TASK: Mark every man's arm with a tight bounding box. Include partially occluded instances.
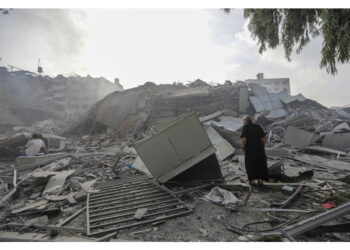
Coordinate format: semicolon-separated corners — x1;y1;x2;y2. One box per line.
261;137;267;148
41;141;47;154
240;125;247;153
241;137;247;153
22;140;32;150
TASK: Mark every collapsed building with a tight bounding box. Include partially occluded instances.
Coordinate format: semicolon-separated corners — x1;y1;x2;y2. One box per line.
1;75;350;242
66;81;249;137
0;66;123;133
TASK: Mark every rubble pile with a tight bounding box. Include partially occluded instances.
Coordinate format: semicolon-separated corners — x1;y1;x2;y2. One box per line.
1;80;350;242
65;82;248;138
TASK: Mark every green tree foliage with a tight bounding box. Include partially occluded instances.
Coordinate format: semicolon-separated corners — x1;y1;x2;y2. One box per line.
241;9;350;74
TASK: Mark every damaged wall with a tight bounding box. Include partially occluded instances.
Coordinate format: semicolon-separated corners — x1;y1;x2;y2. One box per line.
70;83;251;137
0;67;123;129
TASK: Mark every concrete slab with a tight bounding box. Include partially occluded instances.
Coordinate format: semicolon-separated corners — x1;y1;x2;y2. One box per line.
322;133;350;151
205;125;235;161
42;169;75;196
283;126;319;148
134;208;148;220
11;200;48;214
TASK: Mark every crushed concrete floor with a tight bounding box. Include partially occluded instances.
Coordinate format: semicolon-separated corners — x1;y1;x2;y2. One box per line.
1;82;350;242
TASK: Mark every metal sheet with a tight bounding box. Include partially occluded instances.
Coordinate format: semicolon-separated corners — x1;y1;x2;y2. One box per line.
87;177;192;236
199;111;224;122
205;116;243;132
205;126;235;161
164;114;212;162
135;114;219;183
281;200;350;237
134;133;181;179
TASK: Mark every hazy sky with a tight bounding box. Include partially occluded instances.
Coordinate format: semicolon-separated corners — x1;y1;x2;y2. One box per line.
0;9;349;107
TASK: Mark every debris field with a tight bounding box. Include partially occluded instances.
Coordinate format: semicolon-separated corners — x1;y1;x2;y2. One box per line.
1;80;350;242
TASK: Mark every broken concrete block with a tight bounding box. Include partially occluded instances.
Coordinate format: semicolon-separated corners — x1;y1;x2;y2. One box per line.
26;215;49;225
134;208;148;220
43;157;71;171
11;200;48;214
334;108;350;119
69;178;82;191
199;228;208;237
205;116;243;132
74;191;88;202
333;122;350;132
11;200;25;210
30;192;41;199
80;179;97;192
31;171;57;179
265;148;289;158
283;126;319;148
282;185;295;194
322;133;350;151
42;170;75;196
46;192;78;205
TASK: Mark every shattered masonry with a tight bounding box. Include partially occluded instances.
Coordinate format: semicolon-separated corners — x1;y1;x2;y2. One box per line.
1;74;350;242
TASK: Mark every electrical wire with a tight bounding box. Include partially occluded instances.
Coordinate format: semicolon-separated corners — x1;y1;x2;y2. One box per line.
227;210;320;233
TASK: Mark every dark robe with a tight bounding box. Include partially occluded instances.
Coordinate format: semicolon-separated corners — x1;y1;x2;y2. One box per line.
240;122;268;181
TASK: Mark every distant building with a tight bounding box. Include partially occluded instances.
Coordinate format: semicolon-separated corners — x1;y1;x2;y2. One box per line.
188;79;210;88
0;66;123;127
245;73;290;94
50;75;123;117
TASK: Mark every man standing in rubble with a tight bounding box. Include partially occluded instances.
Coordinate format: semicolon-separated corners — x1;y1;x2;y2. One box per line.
17;133;47;156
240;115;268;185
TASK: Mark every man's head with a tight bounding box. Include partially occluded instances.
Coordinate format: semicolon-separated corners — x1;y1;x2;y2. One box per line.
32;133;39;139
242;115;252;125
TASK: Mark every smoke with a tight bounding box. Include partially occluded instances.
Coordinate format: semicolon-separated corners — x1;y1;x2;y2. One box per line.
0;9;87;74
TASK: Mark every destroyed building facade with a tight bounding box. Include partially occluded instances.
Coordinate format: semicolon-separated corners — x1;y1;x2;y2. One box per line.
0;66;123;132
245;72;291;94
